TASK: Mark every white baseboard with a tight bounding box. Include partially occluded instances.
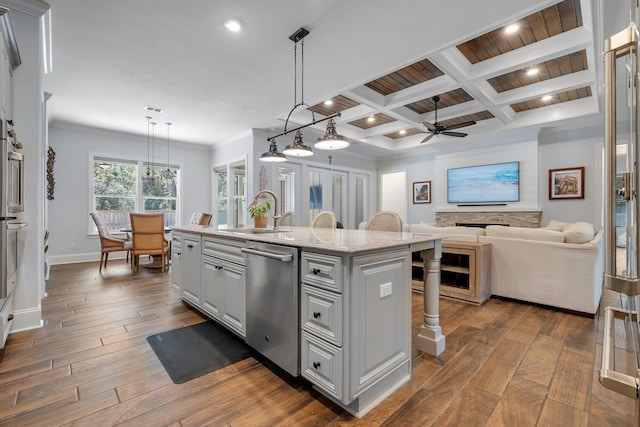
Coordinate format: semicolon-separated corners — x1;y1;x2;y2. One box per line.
49;252;128;265
10;306;43;333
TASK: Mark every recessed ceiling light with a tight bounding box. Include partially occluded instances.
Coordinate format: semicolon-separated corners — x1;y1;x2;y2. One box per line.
399;129;406;135
367;115;375;123
324;99;333;106
505;24;519;34
224;19;242;32
542;95;553;102
526;68;539;76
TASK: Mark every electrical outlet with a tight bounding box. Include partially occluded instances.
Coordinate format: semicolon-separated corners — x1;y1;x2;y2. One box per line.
379;282;392;298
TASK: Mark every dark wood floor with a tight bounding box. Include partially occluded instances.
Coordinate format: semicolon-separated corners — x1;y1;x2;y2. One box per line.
0;259;638;426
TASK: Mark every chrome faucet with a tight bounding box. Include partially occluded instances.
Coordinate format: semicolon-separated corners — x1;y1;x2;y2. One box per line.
251;190;281;231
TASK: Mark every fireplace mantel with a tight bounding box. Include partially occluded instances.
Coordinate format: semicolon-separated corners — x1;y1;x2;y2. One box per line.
435;209;542;228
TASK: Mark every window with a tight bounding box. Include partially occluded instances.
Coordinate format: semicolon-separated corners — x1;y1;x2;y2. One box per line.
214;159;246;228
92;156;179;233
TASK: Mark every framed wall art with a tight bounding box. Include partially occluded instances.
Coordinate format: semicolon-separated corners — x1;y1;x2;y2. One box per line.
549;167;584;200
412;181;431;204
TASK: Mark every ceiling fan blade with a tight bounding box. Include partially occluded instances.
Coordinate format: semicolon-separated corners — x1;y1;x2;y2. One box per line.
422;122;437;132
445;120;476;131
420;133;435;143
441;131;468;138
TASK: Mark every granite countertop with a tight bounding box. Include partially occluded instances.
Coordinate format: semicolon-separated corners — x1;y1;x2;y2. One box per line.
171;225;440;253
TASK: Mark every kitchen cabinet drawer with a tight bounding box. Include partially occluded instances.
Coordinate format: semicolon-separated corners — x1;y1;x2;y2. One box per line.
301;330;343;400
202;236;245;265
301;284;342;347
0;293;14;349
301;252;342;292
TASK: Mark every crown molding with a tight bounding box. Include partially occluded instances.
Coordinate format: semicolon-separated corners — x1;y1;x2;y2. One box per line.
0;0;49;17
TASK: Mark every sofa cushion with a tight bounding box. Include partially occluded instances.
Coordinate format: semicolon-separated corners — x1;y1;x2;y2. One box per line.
485;225;565;243
562;221;597;244
543;220;570;232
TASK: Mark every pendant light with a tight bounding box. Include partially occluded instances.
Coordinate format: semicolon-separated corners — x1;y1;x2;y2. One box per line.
163;122;174;179
141;115;156;184
315;118;349;150
259;138;287;162
283;130;313;157
261;27;348;162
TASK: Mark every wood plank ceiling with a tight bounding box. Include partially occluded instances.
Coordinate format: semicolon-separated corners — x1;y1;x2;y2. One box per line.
305;0;595;151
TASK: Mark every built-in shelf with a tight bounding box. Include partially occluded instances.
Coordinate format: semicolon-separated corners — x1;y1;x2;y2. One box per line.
412;241;491;305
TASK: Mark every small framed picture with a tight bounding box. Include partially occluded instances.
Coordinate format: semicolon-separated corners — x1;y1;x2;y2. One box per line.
412;181;431;204
549;167;585;200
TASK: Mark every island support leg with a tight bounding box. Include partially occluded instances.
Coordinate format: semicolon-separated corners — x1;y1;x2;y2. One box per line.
415;246;445;356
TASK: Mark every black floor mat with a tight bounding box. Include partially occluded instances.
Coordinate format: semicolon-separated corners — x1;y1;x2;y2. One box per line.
147;320;250;384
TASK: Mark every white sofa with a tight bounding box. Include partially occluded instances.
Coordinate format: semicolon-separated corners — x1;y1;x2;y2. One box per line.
406;221;604;316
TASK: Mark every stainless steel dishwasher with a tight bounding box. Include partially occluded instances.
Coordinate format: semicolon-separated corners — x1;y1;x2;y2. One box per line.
242;241;300;376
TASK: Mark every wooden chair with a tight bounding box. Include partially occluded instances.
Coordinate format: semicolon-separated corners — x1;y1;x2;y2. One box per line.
190;212;213;225
90;212;132;272
312;211;336;229
130;213;170;271
280;211;295;226
366;211;403;232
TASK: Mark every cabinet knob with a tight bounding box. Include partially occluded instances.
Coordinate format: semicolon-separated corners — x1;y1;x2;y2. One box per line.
187;244;194;249
313;361;321;369
176;252;181;256
312;268;321;275
312;312;321;319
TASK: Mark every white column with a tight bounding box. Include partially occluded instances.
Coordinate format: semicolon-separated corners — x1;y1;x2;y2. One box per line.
415;244;445;356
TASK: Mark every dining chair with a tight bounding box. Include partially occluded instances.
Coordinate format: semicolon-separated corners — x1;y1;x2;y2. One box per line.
130;213;170;271
312;211;336;229
90;212;132;272
365;211;403;232
280;211;295;226
190;212;213;225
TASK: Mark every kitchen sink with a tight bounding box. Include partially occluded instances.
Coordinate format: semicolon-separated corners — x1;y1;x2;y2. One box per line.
220;228;291;234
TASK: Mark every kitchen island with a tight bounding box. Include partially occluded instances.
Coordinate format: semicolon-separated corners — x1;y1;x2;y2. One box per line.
169;225;444;417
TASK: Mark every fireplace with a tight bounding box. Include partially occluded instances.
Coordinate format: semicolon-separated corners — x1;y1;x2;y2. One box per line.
456;222;510;228
436;210;541;228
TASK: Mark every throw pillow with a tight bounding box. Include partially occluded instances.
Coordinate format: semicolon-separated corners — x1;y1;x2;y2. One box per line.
562;221;596;244
544;220;570;232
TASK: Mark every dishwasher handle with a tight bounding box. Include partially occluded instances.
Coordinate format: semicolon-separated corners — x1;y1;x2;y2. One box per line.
241;247;293;262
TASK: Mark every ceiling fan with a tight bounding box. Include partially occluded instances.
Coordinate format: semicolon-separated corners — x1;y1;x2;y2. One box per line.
420;95;476;143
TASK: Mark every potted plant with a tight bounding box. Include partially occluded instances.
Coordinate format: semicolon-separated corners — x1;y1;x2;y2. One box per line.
248;198;272;228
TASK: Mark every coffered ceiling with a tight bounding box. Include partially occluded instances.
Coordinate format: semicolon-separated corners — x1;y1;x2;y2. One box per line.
42;0;621;157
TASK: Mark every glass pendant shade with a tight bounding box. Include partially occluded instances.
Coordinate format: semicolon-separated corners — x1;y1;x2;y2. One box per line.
283;130;313;157
259;139;287;162
315;119;349;150
164;122;174;179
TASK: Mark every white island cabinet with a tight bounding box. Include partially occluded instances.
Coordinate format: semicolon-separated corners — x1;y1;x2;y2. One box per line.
169;225;443;418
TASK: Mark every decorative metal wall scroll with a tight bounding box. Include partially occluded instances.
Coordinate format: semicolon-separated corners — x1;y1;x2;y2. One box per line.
47;146;55;200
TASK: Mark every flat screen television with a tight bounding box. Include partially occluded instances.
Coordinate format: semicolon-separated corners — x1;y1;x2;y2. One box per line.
447;161;519;203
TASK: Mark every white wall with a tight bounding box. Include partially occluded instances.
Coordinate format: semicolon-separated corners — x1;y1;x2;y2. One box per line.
538;125;604;226
436;140;539;210
378;127;604;227
47;124;211;264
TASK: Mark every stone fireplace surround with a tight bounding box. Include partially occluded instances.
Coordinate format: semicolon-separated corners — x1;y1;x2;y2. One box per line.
435;210;542;228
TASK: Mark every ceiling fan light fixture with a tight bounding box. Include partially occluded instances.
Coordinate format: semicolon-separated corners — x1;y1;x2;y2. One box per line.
315;118;349;150
259;139;288;162
283;130;313;157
